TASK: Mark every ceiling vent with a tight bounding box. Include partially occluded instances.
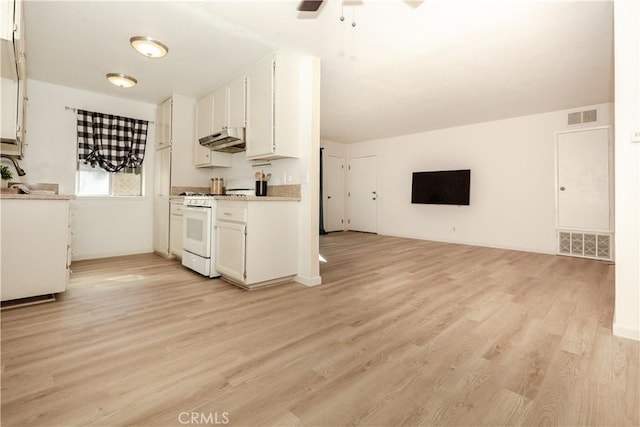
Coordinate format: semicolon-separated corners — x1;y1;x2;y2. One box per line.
568;109;598;125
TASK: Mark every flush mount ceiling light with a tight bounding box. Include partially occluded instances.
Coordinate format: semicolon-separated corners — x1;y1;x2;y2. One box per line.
130;36;169;58
106;73;137;88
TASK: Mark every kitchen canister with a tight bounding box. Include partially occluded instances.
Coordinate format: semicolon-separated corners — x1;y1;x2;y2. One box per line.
210;178;225;195
255;180;267;197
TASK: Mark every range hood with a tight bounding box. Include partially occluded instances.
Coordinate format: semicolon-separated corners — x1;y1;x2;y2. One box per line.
199;128;245;153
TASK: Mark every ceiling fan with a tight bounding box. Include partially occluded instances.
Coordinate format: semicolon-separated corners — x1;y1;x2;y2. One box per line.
297;0;324;12
297;0;423;14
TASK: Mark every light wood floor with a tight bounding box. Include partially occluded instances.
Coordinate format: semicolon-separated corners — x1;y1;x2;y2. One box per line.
1;232;638;426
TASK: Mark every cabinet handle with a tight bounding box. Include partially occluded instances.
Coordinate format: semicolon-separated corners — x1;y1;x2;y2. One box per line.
223;212;231;216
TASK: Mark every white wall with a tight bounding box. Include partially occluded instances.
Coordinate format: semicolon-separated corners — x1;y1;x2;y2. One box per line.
17;79;156;260
343;102;613;254
321;138;346;158
613;0;640;341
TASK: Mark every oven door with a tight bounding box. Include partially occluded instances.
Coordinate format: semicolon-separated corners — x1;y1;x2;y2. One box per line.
182;206;212;258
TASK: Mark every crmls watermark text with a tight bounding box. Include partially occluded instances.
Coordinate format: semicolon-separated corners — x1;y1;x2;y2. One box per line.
178;412;230;425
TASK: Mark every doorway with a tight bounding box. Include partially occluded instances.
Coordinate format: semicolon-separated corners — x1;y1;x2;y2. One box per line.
347;155;377;233
324;154;345;232
556;127;613;259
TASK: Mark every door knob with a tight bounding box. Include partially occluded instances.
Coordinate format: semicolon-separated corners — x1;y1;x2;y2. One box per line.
560;186;566;191
372;191;377;195
327;196;332;199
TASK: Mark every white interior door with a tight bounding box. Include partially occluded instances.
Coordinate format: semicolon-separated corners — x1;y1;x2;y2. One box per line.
324;154;345;232
348;156;377;233
557;127;611;231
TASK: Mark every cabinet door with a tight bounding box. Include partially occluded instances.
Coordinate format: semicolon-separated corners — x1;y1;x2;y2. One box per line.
157;98;172;149
1;0;15;41
170;202;184;258
0;78;17;141
212;85;228;132
246;57;274;158
15;74;25;148
153;147;171;255
194;94;214;166
228;75;246;128
196;94;214;138
215;221;246;283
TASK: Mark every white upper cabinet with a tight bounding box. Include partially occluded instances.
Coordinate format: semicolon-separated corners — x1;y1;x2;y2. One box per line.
210;76;245;132
156;98;172;150
1;0;20;42
1;0;26;157
196;94;214;140
212;85;228;132
245;52;300;160
194;93;232;168
227;75;246;129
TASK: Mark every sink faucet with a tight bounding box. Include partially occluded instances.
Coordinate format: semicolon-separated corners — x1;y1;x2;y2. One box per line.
0;154;26;176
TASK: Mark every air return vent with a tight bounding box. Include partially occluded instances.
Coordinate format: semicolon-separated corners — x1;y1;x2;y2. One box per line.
568;112;582;125
567;109;598;125
582;109;597;123
557;230;612;260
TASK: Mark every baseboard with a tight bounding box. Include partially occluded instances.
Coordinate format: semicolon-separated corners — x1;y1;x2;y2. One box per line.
613;323;640;341
72;250;157;262
377;231;557;256
294;275;322;287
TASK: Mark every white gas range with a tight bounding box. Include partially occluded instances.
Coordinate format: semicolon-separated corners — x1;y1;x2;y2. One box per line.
181;189;254;277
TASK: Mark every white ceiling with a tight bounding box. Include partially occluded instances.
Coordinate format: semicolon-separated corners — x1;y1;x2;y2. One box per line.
24;0;613;143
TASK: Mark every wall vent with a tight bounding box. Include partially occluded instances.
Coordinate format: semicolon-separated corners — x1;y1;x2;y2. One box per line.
582;109;597;123
557;230;612;260
567;109;598;125
568;112;582;125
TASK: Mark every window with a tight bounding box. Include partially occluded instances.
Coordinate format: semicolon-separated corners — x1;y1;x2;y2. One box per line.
75;108;149;197
76;163;143;197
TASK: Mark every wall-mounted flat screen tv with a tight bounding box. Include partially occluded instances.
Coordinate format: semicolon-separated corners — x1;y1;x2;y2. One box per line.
411;169;471;205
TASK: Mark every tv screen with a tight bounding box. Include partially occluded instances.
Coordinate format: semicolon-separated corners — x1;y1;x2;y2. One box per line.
411;169;471;205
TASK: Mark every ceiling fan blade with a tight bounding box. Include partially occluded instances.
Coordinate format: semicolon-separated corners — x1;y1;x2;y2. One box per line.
297;0;324;12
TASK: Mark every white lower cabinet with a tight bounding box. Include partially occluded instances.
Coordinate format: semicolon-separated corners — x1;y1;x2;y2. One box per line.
215;199;298;290
1;198;71;301
169;201;184;259
215;221;246;283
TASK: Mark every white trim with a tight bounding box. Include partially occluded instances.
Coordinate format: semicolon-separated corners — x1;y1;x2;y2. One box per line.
71;250;156;262
613;323;640;341
294;274;322;287
377;231;556;256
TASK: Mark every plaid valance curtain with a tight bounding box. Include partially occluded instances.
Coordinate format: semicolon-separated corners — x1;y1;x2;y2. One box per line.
77;109;149;172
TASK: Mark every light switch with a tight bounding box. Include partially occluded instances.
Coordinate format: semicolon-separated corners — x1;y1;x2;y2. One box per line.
631;130;640;143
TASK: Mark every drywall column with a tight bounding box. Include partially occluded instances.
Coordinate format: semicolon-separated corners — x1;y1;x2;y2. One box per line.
294;55;322;286
613;0;640;341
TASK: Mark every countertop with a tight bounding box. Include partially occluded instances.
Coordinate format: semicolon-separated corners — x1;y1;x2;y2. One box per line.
0;194;76;200
214;195;300;201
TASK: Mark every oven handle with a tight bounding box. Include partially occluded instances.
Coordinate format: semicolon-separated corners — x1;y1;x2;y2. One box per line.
183;206;211;213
